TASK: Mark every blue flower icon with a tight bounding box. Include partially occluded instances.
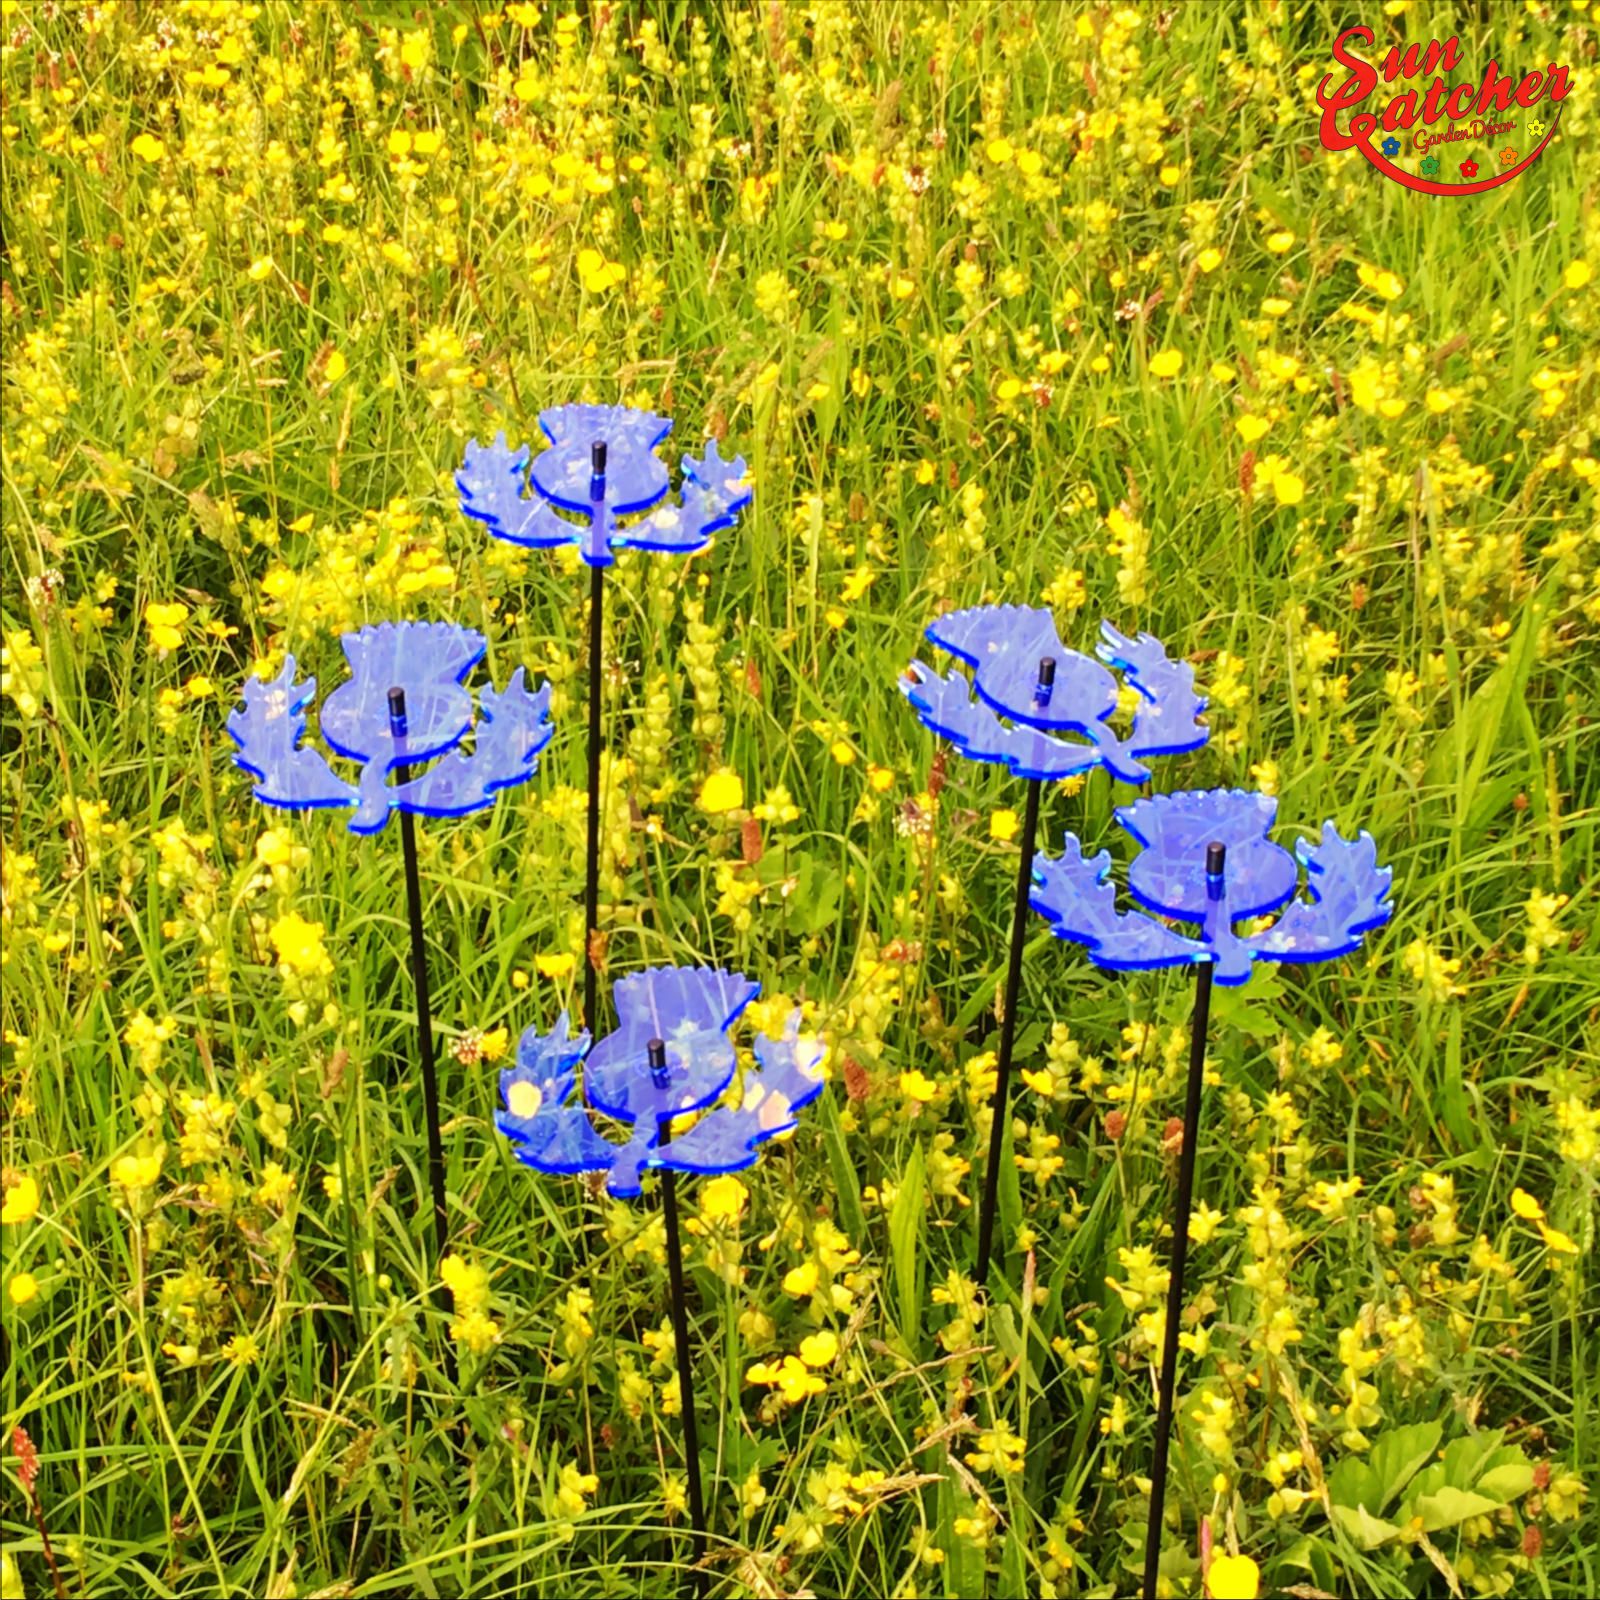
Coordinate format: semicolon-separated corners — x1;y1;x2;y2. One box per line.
1380;136;1401;158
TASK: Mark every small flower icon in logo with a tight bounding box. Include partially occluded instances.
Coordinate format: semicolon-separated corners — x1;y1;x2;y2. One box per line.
1499;146;1520;168
1460;159;1480;178
1380;136;1401;157
1527;117;1549;140
1420;154;1440;177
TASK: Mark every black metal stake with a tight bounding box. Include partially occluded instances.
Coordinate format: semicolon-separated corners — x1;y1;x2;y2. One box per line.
974;655;1055;1290
652;1038;707;1597
1141;840;1225;1600
583;440;607;1032
388;689;451;1281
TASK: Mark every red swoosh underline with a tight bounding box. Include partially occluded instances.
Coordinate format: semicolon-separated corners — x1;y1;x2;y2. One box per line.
1355;118;1560;196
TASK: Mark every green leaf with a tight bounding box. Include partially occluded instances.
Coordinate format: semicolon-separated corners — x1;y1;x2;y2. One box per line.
1366;1420;1443;1510
1439;1006;1476;1152
1396;1432;1535;1534
1327;1454;1381;1514
1279;1534;1340;1593
996;1106;1022;1259
938;1472;985;1600
819;1093;866;1245
999;1529;1027;1597
1471;1449;1536;1504
1330;1502;1404;1550
1407;1485;1505;1532
889;1140;926;1355
1422;584;1547;839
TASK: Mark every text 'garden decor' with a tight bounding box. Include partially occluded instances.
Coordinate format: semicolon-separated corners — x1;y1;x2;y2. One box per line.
229;621;554;1309
458;406;752;1028
1030;787;1393;1600
497;966;824;1597
901;609;1209;1290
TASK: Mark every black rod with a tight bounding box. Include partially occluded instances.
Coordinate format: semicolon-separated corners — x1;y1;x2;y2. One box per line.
1141;840;1224;1600
974;654;1056;1290
653;1038;706;1597
388;690;450;1286
583;443;607;1031
973;769;1044;1289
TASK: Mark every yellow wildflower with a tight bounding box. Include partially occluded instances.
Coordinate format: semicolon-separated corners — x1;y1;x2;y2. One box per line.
699;769;745;814
1208;1552;1260;1599
1;1174;39;1226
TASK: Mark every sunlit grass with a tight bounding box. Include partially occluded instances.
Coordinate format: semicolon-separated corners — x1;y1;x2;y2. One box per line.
2;2;1597;1597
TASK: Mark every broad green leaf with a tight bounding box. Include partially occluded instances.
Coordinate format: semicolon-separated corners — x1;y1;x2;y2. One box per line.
1472;1450;1536;1504
1407;1486;1505;1532
1411;1430;1501;1501
1330;1502;1404;1550
1366;1420;1443;1510
1327;1454;1380;1513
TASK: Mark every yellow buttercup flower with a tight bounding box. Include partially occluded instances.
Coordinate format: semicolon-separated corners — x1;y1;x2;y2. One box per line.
1208;1552;1261;1599
782;1260;819;1297
1;1175;39;1226
144;602;189;651
746;1354;826;1402
699;769;745;814
797;1329;839;1367
699;1175;749;1223
268;911;331;977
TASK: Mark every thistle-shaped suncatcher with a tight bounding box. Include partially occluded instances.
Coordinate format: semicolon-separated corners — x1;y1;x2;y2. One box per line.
458;406;753;1028
498;966;823;1596
1029;789;1392;1600
903;613;1208;785
229;621;555;1316
229;622;553;832
1030;789;1394;985
457;406;752;568
900;609;1208;1290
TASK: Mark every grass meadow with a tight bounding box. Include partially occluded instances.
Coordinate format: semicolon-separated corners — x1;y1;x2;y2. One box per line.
2;1;1598;1596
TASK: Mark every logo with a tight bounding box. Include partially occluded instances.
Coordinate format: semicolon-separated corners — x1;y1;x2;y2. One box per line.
1317;25;1570;196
